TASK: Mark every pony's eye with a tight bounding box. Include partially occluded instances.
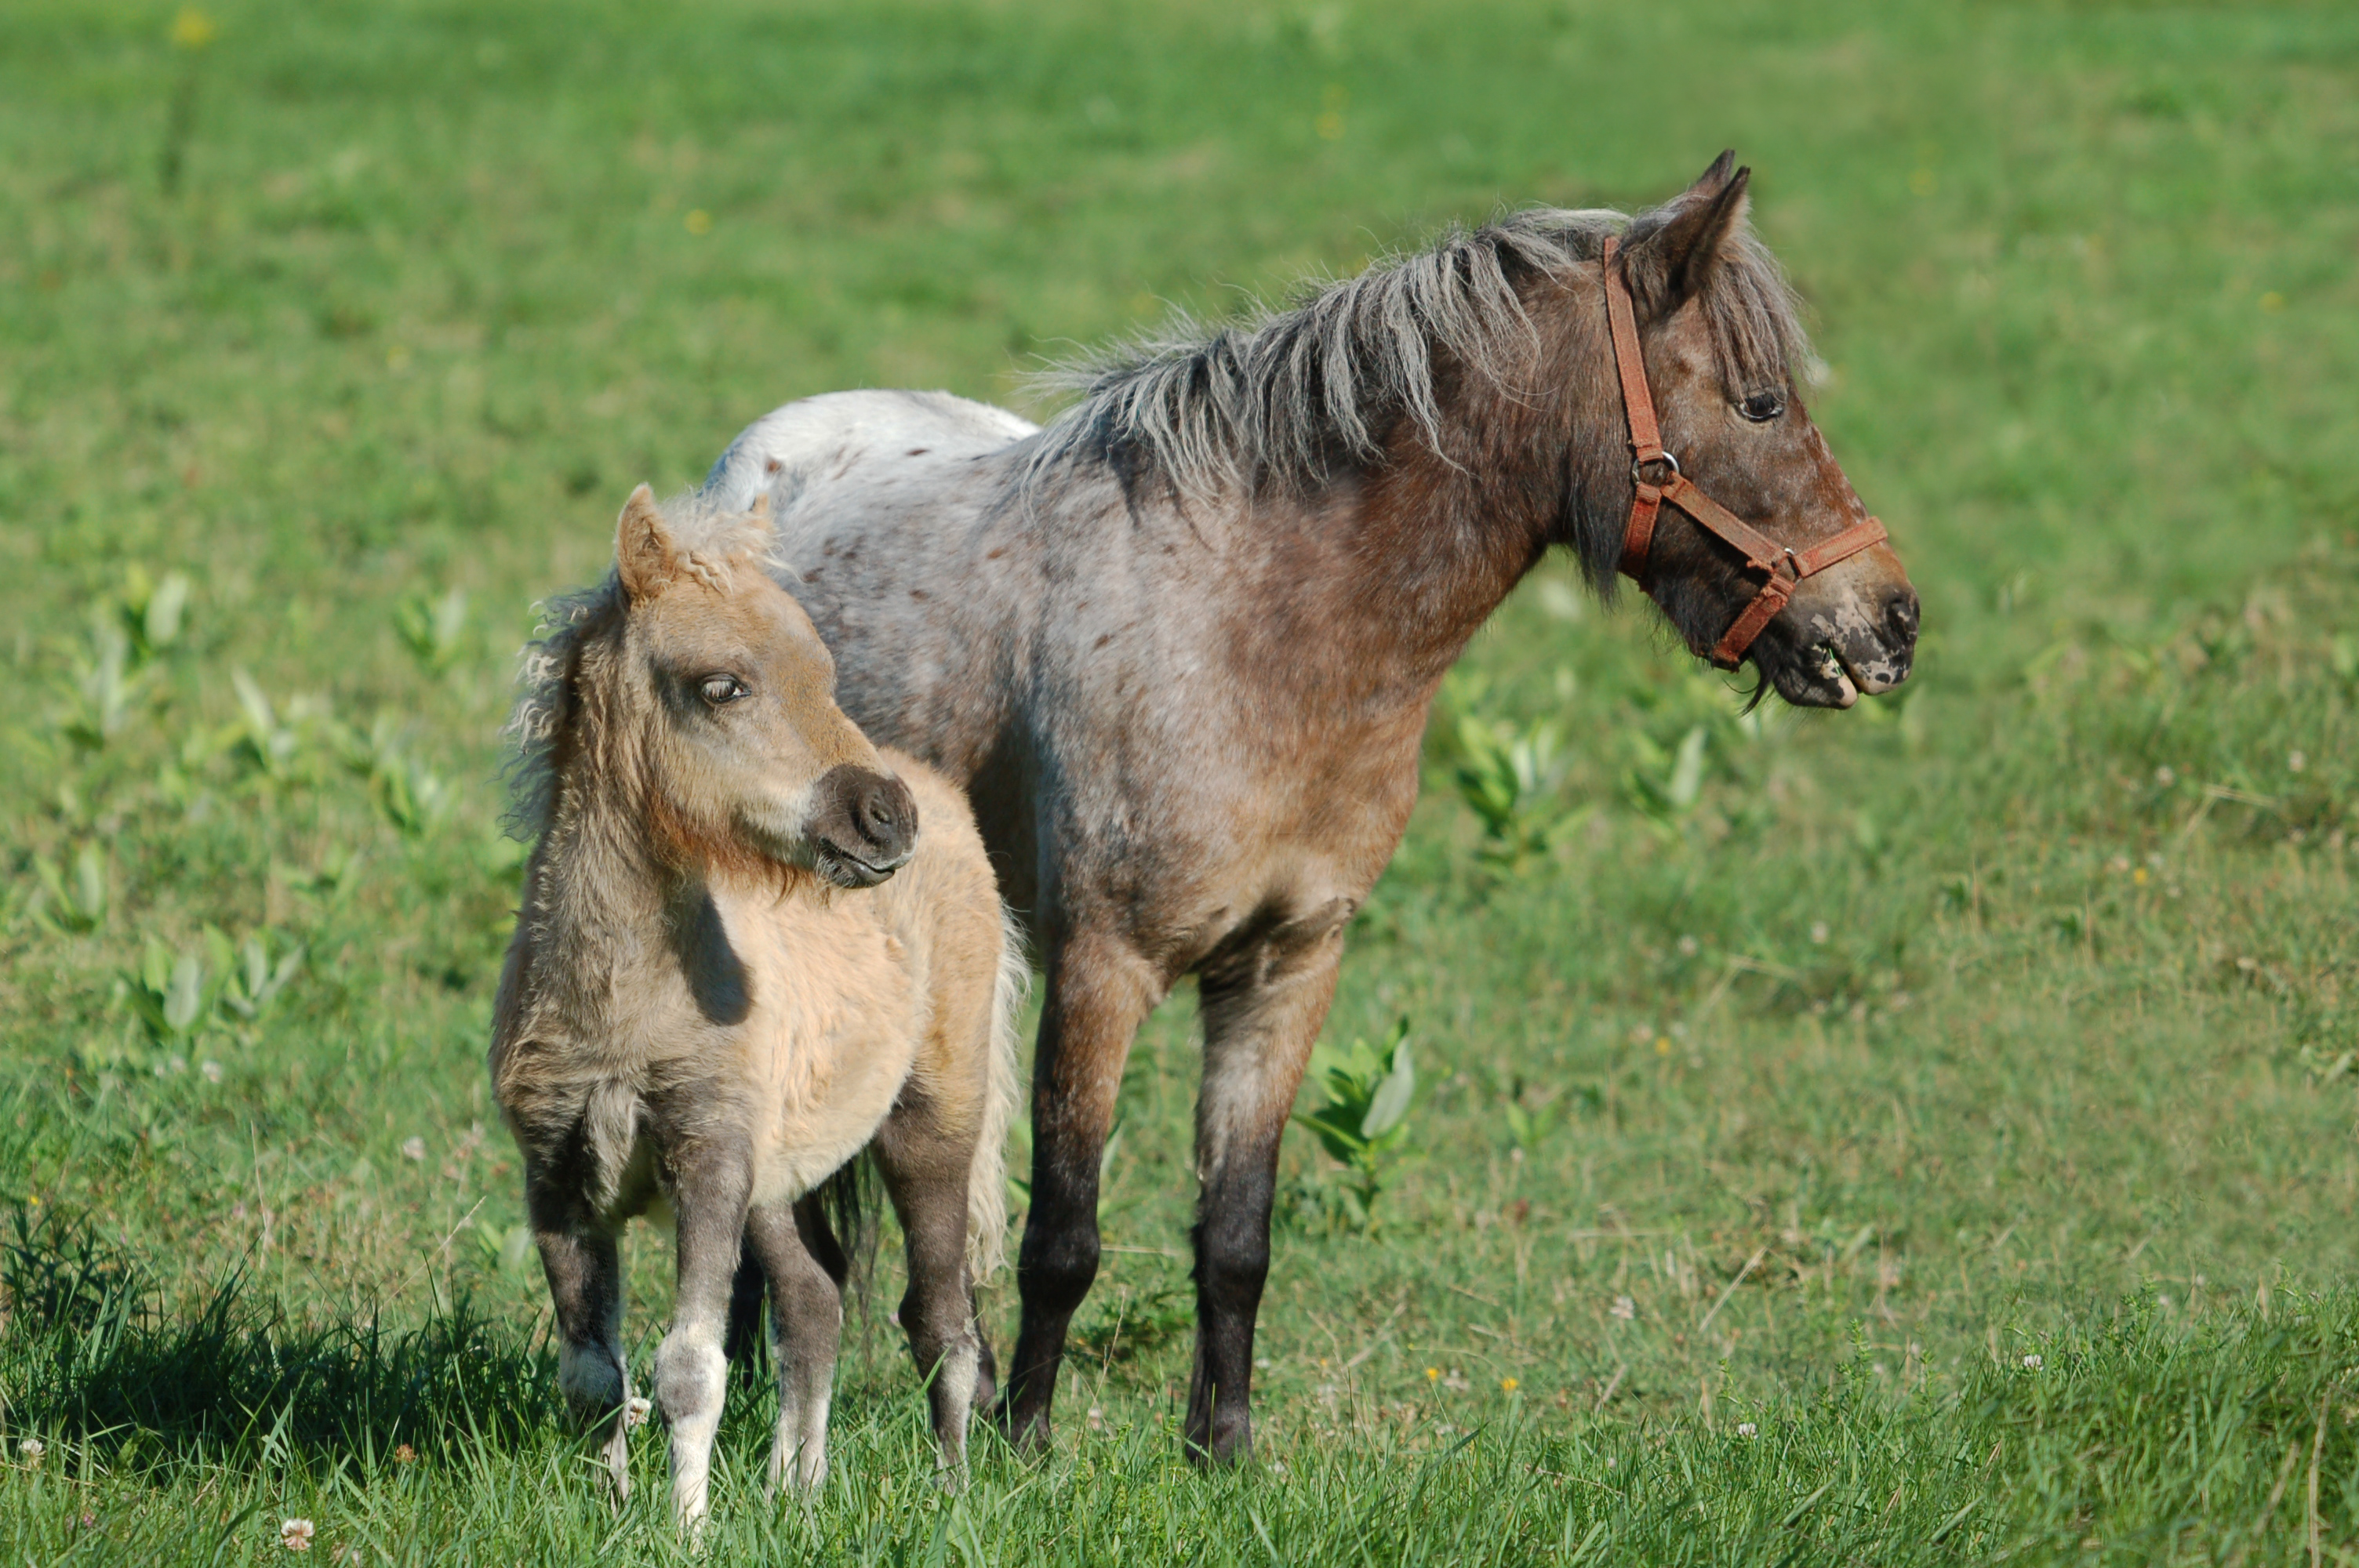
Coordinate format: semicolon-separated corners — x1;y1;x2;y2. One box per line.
1738;391;1786;423
698;674;748;706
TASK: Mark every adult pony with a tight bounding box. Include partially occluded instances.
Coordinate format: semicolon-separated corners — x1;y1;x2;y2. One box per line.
702;154;1919;1462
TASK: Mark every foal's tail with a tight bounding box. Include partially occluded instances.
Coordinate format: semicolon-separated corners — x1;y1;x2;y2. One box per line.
966;906;1027;1281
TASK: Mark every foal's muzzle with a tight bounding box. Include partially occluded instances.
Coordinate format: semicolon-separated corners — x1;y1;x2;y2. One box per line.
808;764;918;887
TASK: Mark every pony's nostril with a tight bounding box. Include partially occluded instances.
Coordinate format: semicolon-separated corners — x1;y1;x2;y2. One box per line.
1884;588;1921;646
852;775;916;857
811;764;918;873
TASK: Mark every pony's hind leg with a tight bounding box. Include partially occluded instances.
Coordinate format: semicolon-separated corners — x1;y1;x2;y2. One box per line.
875;1099;986;1481
529;1184;632;1502
652;1145;754;1527
744;1195;848;1491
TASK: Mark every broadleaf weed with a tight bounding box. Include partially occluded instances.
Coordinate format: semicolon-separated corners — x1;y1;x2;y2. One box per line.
1292;1018;1418;1231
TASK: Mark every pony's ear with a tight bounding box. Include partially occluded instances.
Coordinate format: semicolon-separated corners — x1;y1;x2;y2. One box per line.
615;484;679;601
1630;153;1751;320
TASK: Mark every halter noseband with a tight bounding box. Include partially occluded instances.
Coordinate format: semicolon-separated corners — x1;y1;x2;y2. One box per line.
1600;236;1888;671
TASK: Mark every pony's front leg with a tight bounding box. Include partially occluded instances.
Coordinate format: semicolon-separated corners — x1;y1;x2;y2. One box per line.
1002;930;1161;1453
529;1177;632;1504
1187;912;1348;1465
654;1146;754;1528
744;1194;847;1492
875;1102;984;1482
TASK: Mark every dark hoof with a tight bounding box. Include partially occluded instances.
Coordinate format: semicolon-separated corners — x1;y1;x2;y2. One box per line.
1184;1424;1253;1467
991;1388;1054;1457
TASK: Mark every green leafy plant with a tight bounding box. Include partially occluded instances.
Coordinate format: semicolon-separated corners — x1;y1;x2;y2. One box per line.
230;668;299;778
1502;1078;1561;1156
125;940;219;1046
395;586;470;675
1452;713;1575;863
1627;723;1708;833
118;565;191;665
1435;672;1590;870
347;714;453;836
1293;1018;1417;1231
60;621;146;750
31;844;108;934
209;927;304;1021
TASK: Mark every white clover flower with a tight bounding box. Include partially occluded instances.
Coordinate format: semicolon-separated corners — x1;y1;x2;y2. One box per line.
624;1396;652;1429
400;1137;427;1162
1610;1295;1636;1321
280;1518;315;1552
1736;1421;1757;1439
17;1438;44;1465
2022;1353;2043;1371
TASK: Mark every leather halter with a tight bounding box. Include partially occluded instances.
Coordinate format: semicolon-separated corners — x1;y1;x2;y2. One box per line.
1600;237;1888;670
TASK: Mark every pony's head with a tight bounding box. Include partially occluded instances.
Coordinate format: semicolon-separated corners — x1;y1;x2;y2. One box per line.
512;485;916;889
1608;153;1918;708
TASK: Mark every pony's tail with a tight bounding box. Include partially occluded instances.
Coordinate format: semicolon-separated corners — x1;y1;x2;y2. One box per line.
966;906;1028;1281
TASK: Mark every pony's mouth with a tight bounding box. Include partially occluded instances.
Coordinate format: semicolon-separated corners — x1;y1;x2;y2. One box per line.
1761;637;1911;710
812;842;911;889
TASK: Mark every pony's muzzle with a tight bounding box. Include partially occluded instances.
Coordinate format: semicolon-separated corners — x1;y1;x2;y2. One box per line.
1837;582;1919;695
808;764;918;887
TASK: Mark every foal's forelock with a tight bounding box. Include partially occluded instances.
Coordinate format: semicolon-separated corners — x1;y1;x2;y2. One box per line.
1024;199;1810;503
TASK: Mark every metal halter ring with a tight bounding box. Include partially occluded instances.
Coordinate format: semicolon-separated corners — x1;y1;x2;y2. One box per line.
1634;451;1681;483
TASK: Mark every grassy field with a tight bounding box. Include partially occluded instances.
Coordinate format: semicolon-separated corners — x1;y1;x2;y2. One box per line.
5;0;2359;1559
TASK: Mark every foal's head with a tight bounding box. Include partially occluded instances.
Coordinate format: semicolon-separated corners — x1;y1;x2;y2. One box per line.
519;486;916;889
1605;154;1918;708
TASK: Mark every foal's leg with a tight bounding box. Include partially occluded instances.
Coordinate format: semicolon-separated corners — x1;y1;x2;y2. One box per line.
652;1145;754;1526
875;1097;984;1479
529;1177;632;1501
1187;914;1349;1464
743;1195;847;1491
1001;930;1162;1452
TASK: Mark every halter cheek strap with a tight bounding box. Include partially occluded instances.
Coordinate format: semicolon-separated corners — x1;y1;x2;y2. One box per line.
1600;237;1888;671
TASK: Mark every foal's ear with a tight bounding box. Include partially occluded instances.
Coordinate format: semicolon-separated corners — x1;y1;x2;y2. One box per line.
615;484;680;601
1635;152;1752;318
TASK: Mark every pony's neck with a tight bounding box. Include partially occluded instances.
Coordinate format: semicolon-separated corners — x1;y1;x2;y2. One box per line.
531;770;671;933
1345;265;1625;681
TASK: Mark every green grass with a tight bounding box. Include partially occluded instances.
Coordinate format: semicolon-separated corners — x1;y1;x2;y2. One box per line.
3;0;2358;1559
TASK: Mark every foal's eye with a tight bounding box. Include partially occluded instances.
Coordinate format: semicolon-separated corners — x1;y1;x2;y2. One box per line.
1737;391;1787;423
698;674;749;706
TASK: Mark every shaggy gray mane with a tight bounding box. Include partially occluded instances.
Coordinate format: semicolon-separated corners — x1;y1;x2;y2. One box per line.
502;493;776;840
1026;202;1808;499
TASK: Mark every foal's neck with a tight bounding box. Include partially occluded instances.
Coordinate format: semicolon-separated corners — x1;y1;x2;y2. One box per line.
525;762;703;988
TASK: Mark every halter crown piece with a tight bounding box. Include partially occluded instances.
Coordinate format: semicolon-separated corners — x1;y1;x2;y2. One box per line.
1600;236;1888;670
